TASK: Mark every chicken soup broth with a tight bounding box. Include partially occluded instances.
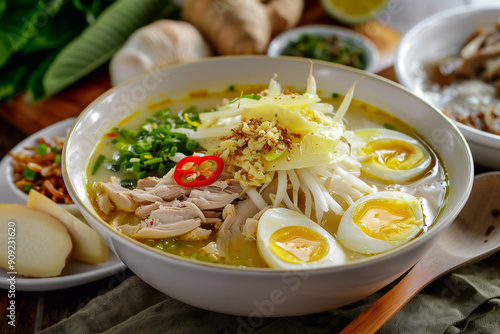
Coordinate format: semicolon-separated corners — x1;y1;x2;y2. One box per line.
87;78;448;269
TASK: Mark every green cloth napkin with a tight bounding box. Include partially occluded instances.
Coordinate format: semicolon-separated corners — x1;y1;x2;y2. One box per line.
40;251;500;334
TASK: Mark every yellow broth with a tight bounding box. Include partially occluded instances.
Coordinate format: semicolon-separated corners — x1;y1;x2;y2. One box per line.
87;85;448;268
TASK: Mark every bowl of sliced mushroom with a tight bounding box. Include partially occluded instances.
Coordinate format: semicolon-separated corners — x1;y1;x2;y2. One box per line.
395;4;500;169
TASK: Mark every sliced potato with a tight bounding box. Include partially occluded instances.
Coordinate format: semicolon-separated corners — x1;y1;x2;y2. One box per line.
0;204;72;277
27;189;109;264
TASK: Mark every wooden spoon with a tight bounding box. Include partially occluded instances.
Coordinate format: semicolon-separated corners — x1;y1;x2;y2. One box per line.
341;171;500;334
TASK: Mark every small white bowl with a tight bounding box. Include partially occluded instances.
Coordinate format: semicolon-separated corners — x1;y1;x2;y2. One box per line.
268;24;380;73
0;118;80;217
395;4;500;170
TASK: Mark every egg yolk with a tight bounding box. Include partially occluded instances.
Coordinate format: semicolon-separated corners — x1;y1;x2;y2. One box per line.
269;226;329;264
352;198;420;241
362;139;424;171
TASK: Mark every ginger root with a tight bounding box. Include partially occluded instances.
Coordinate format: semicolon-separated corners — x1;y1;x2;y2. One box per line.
0;204;73;278
27;189;109;264
265;0;305;36
182;0;304;55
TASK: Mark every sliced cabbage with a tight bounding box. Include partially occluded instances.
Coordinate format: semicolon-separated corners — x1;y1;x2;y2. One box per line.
189;72;360;171
267;132;349;171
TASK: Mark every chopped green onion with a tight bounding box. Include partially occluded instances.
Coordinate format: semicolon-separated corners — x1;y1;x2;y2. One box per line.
91;154;106;175
136;171;148;179
120;179;134;188
169;146;177;156
23;167;37;181
109;163;121;172
116;127;138;143
231;94;261;104
133;141;152;153
182;106;197;114
148;163;160;171
36;144;49;156
51;147;61;153
54;154;62;164
165;160;176;169
103;107;201;182
163;138;179;146
23;184;34;192
144;157;163;165
132;160;141;173
151;109;171;121
113;141;129;151
142;123;153;132
152;140;161;151
383;123;396;130
242;94;261;100
186;140;199;150
141;152;154;160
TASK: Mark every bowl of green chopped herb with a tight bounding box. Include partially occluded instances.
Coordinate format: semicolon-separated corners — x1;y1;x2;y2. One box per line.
268;24;379;72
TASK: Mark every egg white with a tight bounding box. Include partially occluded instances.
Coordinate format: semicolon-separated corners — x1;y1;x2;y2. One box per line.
257;208;346;269
345;128;432;184
337;191;424;255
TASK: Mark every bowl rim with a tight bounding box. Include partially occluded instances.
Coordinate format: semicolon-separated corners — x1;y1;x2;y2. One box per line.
394;3;500;146
267;24;380;73
63;55;474;275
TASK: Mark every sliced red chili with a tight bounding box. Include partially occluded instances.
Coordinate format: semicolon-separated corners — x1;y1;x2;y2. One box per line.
174;155;224;187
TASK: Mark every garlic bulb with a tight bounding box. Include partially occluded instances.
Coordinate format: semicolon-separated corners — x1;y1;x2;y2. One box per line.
110;19;212;86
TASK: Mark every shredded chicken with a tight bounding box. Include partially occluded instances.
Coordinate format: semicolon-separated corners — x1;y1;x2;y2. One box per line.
98;177;137;212
96;174;245;241
96;192;114;215
200;241;223;261
216;198;263;257
187;189;241;210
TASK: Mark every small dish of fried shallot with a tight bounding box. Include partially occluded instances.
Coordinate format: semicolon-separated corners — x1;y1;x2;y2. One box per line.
0;118;80;217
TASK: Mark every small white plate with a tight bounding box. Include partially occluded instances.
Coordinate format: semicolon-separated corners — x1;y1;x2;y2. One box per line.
0;255;126;291
0;118;126;291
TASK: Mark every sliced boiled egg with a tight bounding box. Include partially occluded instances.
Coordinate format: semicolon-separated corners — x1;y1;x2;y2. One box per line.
346;128;432;183
257;208;346;269
337;191;424;254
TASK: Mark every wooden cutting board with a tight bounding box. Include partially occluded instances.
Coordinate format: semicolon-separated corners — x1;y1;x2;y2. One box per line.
0;2;400;136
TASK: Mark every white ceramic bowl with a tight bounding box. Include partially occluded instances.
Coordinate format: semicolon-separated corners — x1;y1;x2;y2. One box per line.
267;24;379;73
63;56;473;316
395;4;500;170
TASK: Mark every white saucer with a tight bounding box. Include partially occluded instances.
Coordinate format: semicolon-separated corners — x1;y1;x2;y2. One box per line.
0;117;126;291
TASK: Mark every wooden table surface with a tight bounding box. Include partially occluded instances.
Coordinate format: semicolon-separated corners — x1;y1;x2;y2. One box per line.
0;2;401;333
0;1;400;137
